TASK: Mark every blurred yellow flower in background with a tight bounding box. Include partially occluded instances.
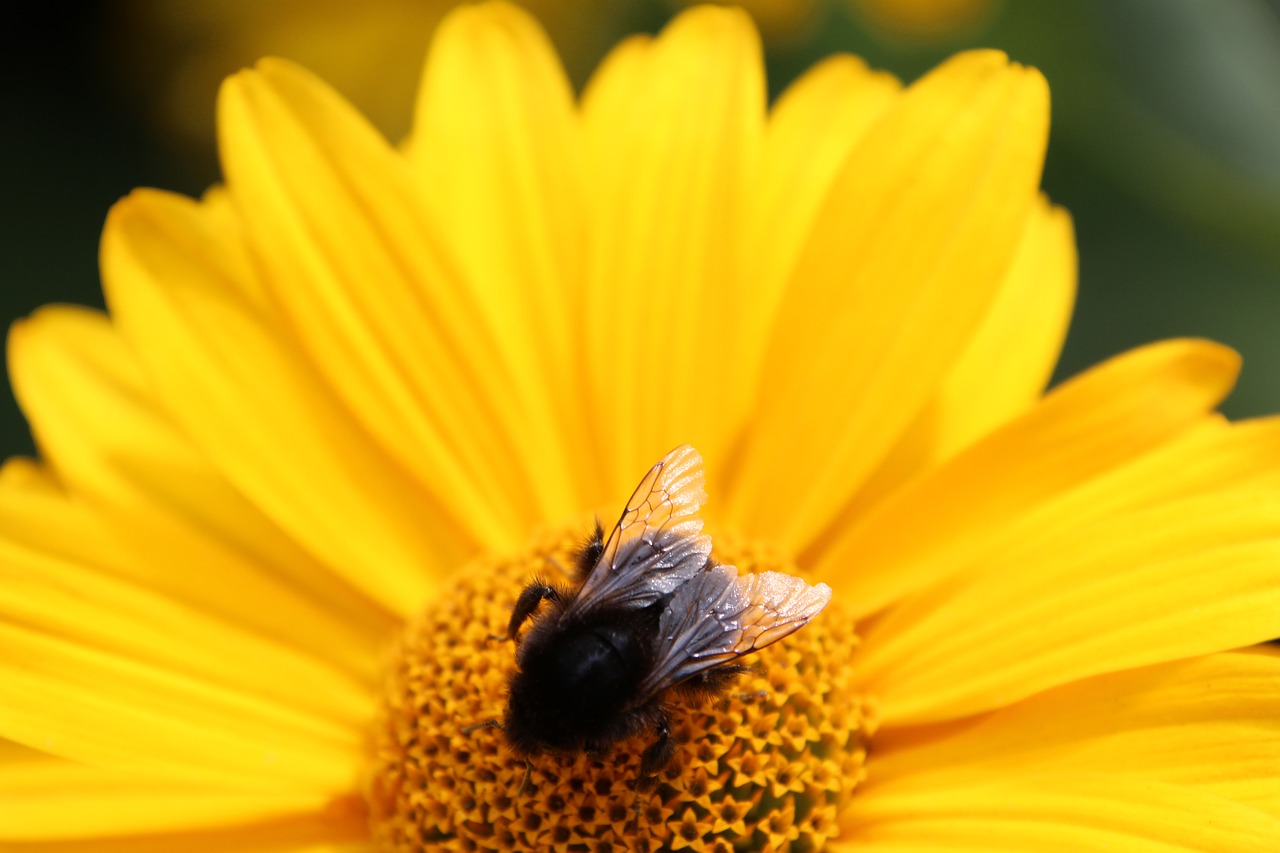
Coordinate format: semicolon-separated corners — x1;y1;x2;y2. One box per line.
670;0;998;44
4;2;1280;851
847;0;997;40
668;0;825;44
111;0;625;147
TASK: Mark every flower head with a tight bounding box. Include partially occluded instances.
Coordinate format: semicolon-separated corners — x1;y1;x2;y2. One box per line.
5;3;1280;851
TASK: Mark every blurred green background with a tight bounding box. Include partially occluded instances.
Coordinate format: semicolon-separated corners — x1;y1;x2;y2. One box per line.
2;0;1278;459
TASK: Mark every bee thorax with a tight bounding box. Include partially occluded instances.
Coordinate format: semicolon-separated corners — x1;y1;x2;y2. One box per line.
505;622;650;752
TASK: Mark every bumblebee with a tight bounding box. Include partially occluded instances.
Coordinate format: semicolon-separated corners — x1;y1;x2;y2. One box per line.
499;445;832;779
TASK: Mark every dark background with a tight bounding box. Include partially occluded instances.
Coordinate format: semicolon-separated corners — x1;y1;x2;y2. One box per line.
3;0;1278;459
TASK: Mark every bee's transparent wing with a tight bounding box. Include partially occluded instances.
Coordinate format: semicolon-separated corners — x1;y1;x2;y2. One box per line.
637;566;832;700
566;445;712;617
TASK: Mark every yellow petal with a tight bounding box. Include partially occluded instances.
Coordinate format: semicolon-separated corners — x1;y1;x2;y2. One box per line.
0;519;374;733
728;50;1050;553
847;197;1077;513
0;622;359;794
816;339;1240;615
736;53;900;453
0;456;127;583
0;840;370;853
0;456;56;489
580;5;766;497
219;55;553;547
409;1;589;511
101;189;453;617
851;776;1280;851
859;488;1280;725
0;803;368;853
864;650;1280;817
6;844;372;853
0;756;329;840
931;197;1076;456
7;306;391;678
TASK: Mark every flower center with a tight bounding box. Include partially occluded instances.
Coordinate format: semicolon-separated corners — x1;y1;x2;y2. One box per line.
366;524;873;852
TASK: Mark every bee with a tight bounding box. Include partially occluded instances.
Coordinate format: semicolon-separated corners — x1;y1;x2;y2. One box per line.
498;444;832;782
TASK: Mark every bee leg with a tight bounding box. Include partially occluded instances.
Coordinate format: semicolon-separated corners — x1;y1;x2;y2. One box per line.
629;790;647;834
517;757;534;798
638;716;674;784
672;664;771;708
726;665;771;705
729;690;770;704
673;664;752;706
627;717;672;833
460;719;504;735
497;582;561;641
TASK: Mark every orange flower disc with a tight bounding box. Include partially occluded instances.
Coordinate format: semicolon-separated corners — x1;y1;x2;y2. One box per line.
367;526;872;851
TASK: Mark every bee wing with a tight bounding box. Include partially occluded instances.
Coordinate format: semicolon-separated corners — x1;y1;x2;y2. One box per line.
637;565;832;701
566;445;712;617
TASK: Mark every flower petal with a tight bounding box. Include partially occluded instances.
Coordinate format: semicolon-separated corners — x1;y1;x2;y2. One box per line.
0;621;360;794
409;1;590;510
0;539;373;731
726;50;1049;553
863;650;1280;817
7;306;390;678
850;777;1280;852
2;843;370;853
847;196;1077;514
101;189;453;617
0;802;369;853
748;55;900;323
858;452;1280;724
816;339;1241;615
579;5;766;496
0;754;329;840
0;479;376;738
219;52;556;547
929;197;1076;458
731;53;900;473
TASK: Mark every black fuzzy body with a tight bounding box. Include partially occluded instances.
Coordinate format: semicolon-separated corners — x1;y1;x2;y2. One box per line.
499;521;746;775
495;447;832;781
503;597;665;756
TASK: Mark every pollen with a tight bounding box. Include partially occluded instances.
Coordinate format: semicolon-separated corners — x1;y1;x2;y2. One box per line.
366;524;874;852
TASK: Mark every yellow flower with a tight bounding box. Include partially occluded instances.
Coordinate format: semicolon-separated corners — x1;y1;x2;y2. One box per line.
111;0;612;147
667;0;825;44
669;0;998;44
5;2;1280;851
847;0;998;41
